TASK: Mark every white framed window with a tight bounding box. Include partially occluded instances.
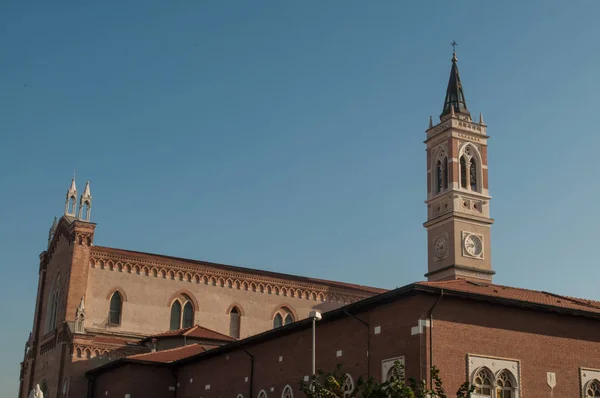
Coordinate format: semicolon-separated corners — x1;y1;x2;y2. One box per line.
237;395;244;398
258;389;268;398
342;373;354;397
581;368;600;397
382;356;405;382
467;354;520;398
281;385;293;398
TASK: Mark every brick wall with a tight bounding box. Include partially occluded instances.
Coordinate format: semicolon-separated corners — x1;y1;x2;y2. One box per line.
92;364;175;398
431;296;600;397
90;292;600;398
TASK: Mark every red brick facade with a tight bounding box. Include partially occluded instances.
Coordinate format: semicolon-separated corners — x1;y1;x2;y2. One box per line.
87;285;600;397
18;215;381;398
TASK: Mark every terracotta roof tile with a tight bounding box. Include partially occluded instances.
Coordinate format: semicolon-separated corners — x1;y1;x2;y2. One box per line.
92;246;386;295
141;325;234;343
417;279;600;314
127;344;215;363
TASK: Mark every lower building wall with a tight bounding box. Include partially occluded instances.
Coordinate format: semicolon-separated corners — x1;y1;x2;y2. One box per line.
92;364;175;398
89;293;600;398
171;295;431;398
431;297;600;398
28;341;66;398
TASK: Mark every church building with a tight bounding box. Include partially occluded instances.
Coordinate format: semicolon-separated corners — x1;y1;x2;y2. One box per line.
19;51;600;398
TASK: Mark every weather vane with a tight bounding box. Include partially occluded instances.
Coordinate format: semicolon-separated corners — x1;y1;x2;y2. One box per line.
451;40;458;52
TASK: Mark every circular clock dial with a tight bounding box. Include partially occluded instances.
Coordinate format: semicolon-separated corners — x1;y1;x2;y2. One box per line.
464;234;483;257
434;236;448;258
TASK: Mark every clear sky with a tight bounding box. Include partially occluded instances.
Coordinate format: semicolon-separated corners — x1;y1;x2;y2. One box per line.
2;1;600;395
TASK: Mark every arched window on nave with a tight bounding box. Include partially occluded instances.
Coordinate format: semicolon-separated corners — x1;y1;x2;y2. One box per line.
229;307;241;339
170;294;195;330
108;291;122;325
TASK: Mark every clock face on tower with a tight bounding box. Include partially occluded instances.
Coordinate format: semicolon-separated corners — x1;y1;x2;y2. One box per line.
463;233;483;258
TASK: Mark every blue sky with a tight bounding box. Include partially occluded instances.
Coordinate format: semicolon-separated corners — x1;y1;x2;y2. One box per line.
2;1;600;395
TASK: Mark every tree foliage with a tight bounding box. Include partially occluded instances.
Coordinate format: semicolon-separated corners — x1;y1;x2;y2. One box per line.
299;361;474;398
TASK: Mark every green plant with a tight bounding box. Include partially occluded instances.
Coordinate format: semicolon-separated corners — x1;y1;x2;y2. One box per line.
299;361;473;398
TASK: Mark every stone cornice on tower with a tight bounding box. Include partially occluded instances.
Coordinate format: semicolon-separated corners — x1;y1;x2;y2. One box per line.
89;246;385;305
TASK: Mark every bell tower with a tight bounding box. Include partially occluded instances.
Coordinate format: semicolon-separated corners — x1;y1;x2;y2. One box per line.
424;50;494;283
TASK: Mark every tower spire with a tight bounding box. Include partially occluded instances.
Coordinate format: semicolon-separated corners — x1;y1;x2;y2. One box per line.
64;176;78;217
78;181;92;222
440;45;470;119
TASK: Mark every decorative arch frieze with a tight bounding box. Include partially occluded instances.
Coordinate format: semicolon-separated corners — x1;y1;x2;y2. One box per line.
89;250;376;305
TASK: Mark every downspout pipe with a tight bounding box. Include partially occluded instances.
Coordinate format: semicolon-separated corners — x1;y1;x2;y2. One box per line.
85;375;94;398
169;368;178;398
343;310;371;379
242;349;254;398
428;289;444;389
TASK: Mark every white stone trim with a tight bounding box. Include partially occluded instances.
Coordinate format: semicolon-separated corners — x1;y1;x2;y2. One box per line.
281;385;294;398
467;354;520;398
258;389;268;398
580;368;600;397
461;231;484;260
342;373;354;396
410;319;430;335
381;356;405;382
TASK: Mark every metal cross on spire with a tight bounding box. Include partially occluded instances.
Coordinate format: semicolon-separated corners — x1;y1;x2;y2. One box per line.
451;40;458;52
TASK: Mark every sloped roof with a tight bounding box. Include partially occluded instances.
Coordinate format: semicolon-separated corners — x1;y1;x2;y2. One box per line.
140;325;234;344
88;278;600;376
92;246;387;295
417;279;600;315
127;343;218;363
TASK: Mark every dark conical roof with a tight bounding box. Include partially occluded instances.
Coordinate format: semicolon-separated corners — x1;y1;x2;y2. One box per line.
440;52;470;118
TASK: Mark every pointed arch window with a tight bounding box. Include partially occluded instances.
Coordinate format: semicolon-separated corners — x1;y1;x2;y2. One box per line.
258;390;268;398
273;313;283;329
436;160;443;193
433;148;449;195
284;314;294;325
460;156;467;189
108;292;122;325
229;307;241;339
273;307;295;329
170;294;195;330
45;276;61;333
442;157;448;190
182;302;194;328
342;374;354;397
170;300;182;331
588;380;600;397
281;385;293;398
469;157;478;191
473;368;493;396
496;370;516;398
